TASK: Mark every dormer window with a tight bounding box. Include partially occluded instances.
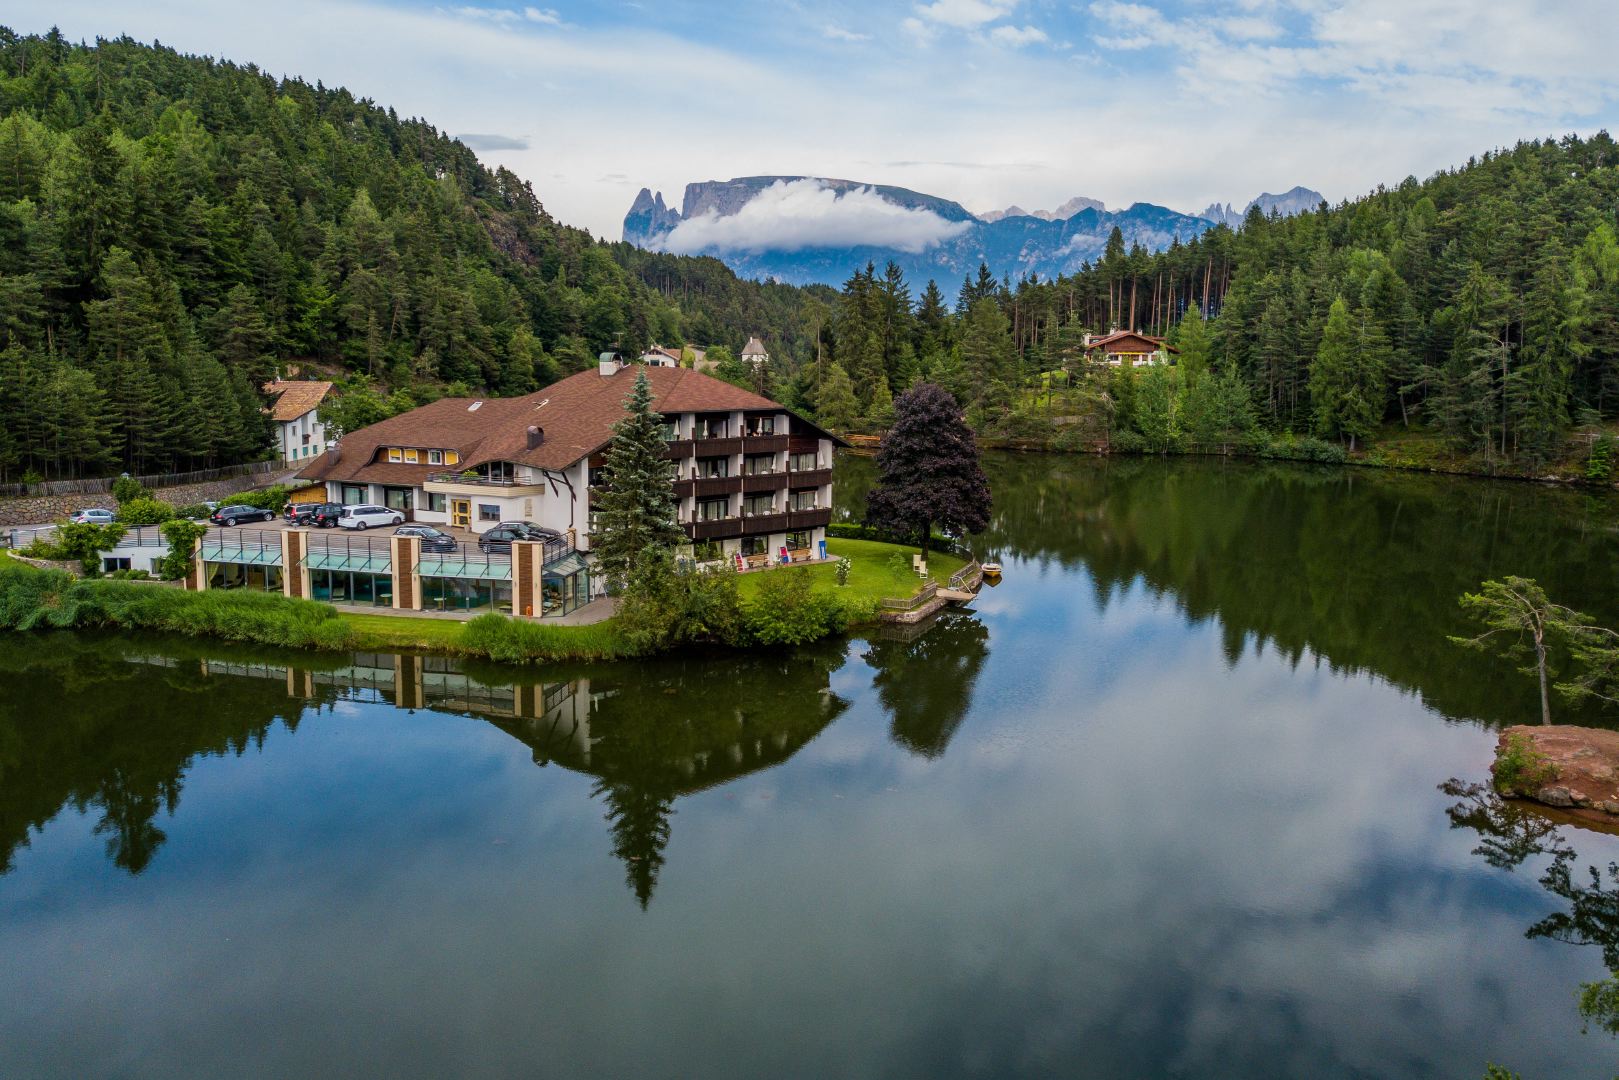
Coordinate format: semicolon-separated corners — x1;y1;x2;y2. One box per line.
387;448;402;463
404;449;419;464
428;450;443;465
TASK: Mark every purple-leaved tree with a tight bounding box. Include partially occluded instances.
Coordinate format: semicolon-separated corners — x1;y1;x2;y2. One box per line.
865;383;991;552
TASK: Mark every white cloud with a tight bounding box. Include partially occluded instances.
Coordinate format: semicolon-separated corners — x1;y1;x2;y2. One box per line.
449;4;559;26
523;6;560;24
989;24;1047;47
655;180;972;255
822;24;870;42
912;0;1018;30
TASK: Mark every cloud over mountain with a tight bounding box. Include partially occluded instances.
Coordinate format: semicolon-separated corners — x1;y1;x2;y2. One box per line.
656;179;973;256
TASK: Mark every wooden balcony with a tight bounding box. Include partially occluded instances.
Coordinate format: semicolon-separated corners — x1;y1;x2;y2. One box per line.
693;435;742;456
788;507;832;529
739;512;790;534
685;517;743;541
786;468;831;489
663;439;695;460
741;471;790;493
741;433;788;453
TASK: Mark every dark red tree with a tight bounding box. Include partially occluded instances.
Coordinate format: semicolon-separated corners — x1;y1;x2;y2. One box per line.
865;382;991;551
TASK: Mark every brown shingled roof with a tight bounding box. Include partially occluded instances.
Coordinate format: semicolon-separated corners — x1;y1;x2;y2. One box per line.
1083;330;1179;354
296;365;833;487
264;379;333;421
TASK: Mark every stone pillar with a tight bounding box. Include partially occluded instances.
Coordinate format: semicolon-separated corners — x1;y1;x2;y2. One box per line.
280;528;310;599
511;539;543;618
389;534;421;611
187;535;208;591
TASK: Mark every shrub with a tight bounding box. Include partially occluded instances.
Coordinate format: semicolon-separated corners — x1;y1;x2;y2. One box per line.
1587;435;1615;483
111;475;147;504
105;568;152;580
1491;732;1559;795
116;497;176;525
743;567;845;645
219;484;290;511
1260;434;1348;464
835;557;851;586
460;612;628;663
53;521;127;573
0;561;356;649
159;519;210;580
173;503;213;520
1107;429;1150;454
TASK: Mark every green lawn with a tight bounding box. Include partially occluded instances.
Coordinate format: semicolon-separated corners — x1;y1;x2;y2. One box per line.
340;611;472;651
734;537;967;607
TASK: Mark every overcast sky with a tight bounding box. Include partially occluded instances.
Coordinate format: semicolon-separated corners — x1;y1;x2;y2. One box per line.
15;1;1619;238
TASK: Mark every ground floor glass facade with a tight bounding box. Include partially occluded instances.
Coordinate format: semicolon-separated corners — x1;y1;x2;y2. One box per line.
310;569;393;606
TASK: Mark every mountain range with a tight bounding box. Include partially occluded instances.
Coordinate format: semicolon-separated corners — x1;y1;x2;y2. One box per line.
623;178;1324;287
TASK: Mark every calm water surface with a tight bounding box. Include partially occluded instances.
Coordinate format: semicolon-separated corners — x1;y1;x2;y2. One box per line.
4;453;1619;1078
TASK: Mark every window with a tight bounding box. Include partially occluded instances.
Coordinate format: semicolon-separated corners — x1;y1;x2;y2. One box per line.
743;454;775;475
485;461;515;482
478;504;501;522
383;488;413;511
103;556;131;573
740;536;768;557
697;498;729;522
588;466;606;488
699;456;729;478
790;452;818;472
388;448;402;463
747;416;775;436
302;432;311;445
693;541;723;562
428;450;443;465
786;530;811;551
791;490;818;511
662;421;679;441
697;416;728;439
341;484;366;504
744;494;775;516
426;492;447;513
404;449;419;464
446;451;460;466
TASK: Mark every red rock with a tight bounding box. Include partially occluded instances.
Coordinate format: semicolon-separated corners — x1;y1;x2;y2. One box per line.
1496;725;1619;819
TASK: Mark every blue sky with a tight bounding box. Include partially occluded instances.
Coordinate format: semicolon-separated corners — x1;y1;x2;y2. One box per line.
16;1;1619;237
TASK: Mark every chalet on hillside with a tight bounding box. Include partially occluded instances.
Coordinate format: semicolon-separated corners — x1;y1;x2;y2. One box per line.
263;379;333;463
1082;331;1178;368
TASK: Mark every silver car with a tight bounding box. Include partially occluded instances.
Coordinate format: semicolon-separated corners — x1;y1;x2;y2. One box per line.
68;508;116;525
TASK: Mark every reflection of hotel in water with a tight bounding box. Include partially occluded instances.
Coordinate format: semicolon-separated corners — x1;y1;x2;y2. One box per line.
129;651;844;793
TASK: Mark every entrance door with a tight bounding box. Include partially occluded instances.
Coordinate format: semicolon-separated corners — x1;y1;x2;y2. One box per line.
451;499;471;528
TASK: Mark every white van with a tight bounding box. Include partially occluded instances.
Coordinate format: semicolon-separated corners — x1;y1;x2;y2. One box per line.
338;504;405;530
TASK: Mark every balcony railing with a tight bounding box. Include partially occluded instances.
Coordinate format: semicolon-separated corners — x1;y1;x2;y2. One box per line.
305;532;393;573
114;525;170;548
785;467;831;489
741;471;789;493
684;517;744;541
788;507;832;529
425;471;537;488
739;511;790;534
200;528;283;566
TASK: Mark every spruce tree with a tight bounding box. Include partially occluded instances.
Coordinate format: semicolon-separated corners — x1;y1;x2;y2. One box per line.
592;368;683;590
816;362;860;432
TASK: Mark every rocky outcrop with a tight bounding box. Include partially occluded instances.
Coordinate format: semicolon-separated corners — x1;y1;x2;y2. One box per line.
1495;725;1619;818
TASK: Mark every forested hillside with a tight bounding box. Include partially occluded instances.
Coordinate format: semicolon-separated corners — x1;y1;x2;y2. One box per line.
2;28;1615;483
0;29;825;481
804;134;1619;469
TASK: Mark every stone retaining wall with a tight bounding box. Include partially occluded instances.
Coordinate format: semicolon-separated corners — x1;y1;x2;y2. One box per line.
0;471;298;527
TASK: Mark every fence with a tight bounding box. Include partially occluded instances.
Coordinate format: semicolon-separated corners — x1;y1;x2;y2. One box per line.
948;561;983;591
0;460;280;499
880;580;939;612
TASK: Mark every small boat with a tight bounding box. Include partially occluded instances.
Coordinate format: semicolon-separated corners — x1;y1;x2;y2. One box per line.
981;562;1003;576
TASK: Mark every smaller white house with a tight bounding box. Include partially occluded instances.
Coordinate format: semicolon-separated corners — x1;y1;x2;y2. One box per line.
264;380;333;463
742;336;769;366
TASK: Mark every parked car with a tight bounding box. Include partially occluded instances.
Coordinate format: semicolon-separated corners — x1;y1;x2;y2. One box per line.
287;502;344;528
338;504;405;530
496;521;562;542
394;524;458;553
210;504;276;527
68;508;116;525
478;522;561;553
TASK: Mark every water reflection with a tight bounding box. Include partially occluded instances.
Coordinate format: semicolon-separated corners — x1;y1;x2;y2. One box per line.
863;612;991;758
840;453;1619;727
1443;780;1619;1034
0;635;861;906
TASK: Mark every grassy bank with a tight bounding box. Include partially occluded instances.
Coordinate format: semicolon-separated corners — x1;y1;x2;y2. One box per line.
1;536;953;663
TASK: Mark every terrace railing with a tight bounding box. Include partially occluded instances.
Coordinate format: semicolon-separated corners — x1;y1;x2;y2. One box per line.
199;528;283;566
880;581;939;612
305;532;393;574
113;526;169;548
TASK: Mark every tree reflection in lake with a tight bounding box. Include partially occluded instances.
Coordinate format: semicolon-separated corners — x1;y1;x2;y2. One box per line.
1442;779;1619;1035
862;612;990;758
0;634;852;907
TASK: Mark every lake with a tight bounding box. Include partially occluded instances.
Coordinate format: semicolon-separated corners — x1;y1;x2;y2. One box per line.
4;452;1619;1078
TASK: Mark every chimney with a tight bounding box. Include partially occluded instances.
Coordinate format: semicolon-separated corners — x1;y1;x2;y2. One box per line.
326;444;340;465
598;351;622;377
526;425;544;450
